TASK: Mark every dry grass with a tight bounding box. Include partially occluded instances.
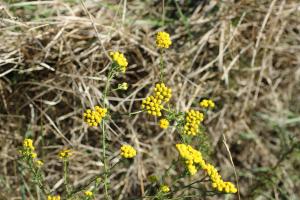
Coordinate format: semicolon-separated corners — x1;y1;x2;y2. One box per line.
0;0;300;199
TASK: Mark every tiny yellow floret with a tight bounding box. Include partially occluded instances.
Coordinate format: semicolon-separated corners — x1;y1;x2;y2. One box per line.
110;51;128;73
47;195;60;200
199;99;215;109
84;190;93;197
156;31;172;49
118;82;128;90
159;118;169;129
160;184;170;193
120;145;137;158
35;160;44;167
58;149;72;160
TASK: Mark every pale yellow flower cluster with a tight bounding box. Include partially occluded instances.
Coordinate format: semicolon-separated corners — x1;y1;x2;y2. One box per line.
160;184;170;193
199;99;215;109
83;106;107;127
120;145;137;158
47;195;60;200
183;110;204;136
58;149;72;160
110;51;128;73
84;190;93;197
159;118;169;129
156;31;172;49
176;144;237;193
141;83;172;117
21;139;43;167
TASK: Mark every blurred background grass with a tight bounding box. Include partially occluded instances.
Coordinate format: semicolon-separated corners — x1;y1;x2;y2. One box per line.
0;0;300;199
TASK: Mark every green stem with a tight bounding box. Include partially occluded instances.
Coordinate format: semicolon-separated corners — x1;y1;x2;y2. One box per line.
101;66;116;200
63;160;70;196
159;50;165;82
102;121;109;199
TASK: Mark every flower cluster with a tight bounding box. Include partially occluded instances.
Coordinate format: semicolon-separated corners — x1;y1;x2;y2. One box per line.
160;184;170;193
156;31;172;49
141;83;172;116
84;190;93;197
183;110;204;136
199;99;215;109
21;139;43;166
21;139;37;158
110;51;128;73
58;149;72;160
83;106;107;127
154;83;172;102
141;96;163;117
120;145;137;158
176;144;237;193
205;164;237;193
176;144;206;175
118;82;128;90
159;118;169;129
48;195;60;200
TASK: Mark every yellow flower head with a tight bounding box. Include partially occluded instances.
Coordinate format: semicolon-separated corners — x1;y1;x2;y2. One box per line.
160;184;170;193
118;82;128;90
35;160;44;167
154;83;172;102
176;144;206;175
199;99;215;109
23;139;35;151
47;195;60;200
141;95;163;117
120;145;136;158
83;106;107;127
58;149;72;160
183;109;204;136
84;190;93;197
204;164;237;193
176;144;237;193
110;51;128;73
159;118;169;129
156;31;172;49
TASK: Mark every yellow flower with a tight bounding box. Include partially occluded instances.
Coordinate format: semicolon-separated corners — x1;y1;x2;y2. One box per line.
35;160;44;167
141;95;163;117
199;99;215;109
154;83;172;102
160;184;170;193
110;51;128;73
156;31;172;49
183;109;204;136
58;149;72;160
47;195;60;200
120;145;136;158
83;106;107;127
176;143;237;193
23;138;35;151
159;118;169;129
118;82;128;90
21;138;39;159
84;190;93;197
30;152;37;159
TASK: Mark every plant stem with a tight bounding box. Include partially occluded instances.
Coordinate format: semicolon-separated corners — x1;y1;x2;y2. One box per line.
63;160;70;196
102;121;109;199
159;50;165;82
101;67;115;200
